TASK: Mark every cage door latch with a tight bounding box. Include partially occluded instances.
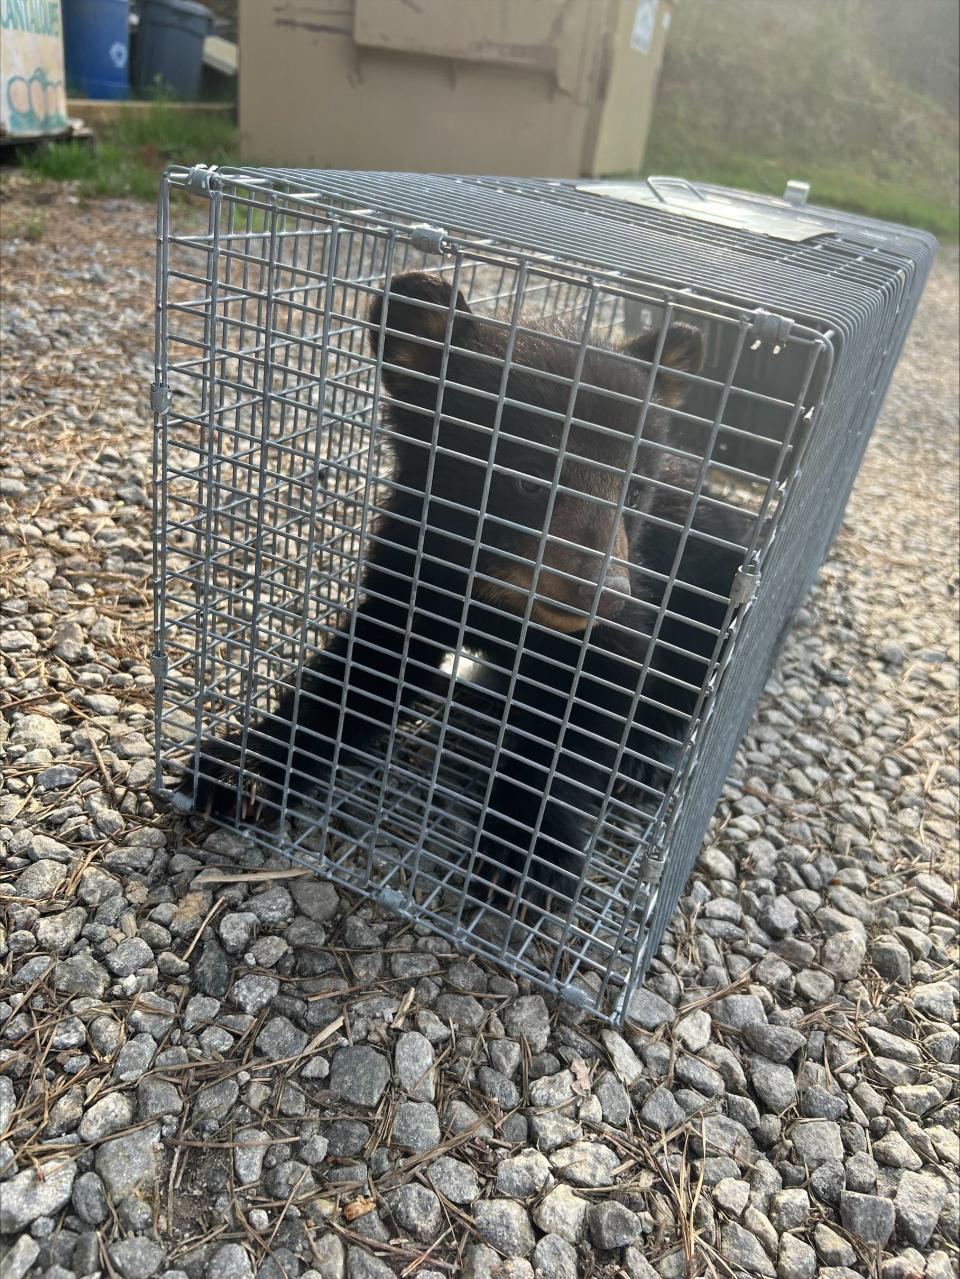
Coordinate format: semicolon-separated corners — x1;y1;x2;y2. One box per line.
409;223;447;255
730;560;760;608
747;309;793;350
186;164;218;194
150;383;172;414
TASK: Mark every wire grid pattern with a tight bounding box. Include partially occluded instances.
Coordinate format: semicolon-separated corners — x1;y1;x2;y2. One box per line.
153;168;934;1022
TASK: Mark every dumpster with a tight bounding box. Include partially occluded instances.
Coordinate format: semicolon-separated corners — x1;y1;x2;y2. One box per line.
238;0;673;177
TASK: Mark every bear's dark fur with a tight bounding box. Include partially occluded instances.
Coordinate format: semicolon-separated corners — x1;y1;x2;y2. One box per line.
177;271;750;905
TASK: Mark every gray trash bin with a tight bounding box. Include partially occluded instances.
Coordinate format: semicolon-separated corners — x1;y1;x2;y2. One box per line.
135;0;211;99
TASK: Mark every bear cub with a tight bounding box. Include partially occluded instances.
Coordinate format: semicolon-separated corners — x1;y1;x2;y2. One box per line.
176;271;750;908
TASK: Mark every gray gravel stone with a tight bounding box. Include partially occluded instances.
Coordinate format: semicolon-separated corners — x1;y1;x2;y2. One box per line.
473;1199;536;1257
138;1077;183;1121
246;886;294;926
720;1221;776;1276
255;1016;307;1062
394;1031;435;1101
742;1023;805;1063
0;1076;15;1135
195;941;231;998
810;1159;846;1205
434;993;485;1029
1;1236;41;1279
427;1155;480;1204
12;713;60;750
640;1086;685;1130
873;1130;923;1170
205;1244;254;1279
386;1183;442;1242
391;1101;441;1154
308;1235;346;1279
912;980;958;1022
768;1188;810;1232
233;1128;269;1186
812;1222;855;1267
495;1149;551;1198
113;1033;156;1082
218;912;258;955
194;1079;239;1123
502;995;551;1052
109;1239;166;1279
96;1124;159;1200
345;1249;394;1279
692;1115;755;1162
894;1169;949;1246
838;1190;895;1246
821;931;867;981
229;974;280;1015
588;1200;642;1248
528;1069;576;1110
78;1091;135;1142
15;858;67;899
35;906;86;954
290;878;341;923
714;993;767;1030
105;936;154;976
531;1185;588;1243
626;988;674;1030
790;1119;843;1168
600;1029;644;1087
776;1235;816;1279
71;1172;108;1226
531;1234;578;1279
330;1046;391;1107
549;1140;619;1187
595;1070;631;1125
750;1057;797;1111
0;1161;76;1232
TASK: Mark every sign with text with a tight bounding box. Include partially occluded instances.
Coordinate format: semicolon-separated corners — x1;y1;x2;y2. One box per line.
1;0;68;137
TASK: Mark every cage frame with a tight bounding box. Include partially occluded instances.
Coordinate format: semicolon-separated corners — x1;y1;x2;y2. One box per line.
152;165;934;1023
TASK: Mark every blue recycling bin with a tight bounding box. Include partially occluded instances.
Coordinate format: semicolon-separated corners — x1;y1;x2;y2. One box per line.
135;0;211;100
62;0;130;100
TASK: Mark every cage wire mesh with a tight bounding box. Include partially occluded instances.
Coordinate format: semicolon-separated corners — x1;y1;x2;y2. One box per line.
152;167;934;1023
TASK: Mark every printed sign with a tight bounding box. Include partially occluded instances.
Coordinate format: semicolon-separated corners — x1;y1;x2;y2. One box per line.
1;0;68;137
630;0;658;53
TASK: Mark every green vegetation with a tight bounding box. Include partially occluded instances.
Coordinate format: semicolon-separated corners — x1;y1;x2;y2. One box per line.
22;102;237;200
5;212;47;240
644;0;959;240
18;0;959;239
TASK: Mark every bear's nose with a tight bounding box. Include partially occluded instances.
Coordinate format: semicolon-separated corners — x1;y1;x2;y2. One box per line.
597;570;631;619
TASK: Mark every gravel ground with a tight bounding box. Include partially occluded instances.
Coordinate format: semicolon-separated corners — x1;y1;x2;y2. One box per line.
1;181;958;1279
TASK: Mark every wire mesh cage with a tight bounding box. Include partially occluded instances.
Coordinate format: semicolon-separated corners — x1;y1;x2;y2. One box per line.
152;167;935;1024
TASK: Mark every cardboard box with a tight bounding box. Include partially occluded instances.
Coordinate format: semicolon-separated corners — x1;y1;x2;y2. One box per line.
238;0;672;177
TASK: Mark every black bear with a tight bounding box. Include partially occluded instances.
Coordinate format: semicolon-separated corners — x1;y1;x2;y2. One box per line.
175;271;750;906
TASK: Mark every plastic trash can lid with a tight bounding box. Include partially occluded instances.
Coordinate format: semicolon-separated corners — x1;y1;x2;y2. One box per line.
143;0;212;18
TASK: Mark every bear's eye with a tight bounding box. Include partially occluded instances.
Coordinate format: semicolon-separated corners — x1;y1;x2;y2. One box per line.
626;481;644;508
514;474;544;497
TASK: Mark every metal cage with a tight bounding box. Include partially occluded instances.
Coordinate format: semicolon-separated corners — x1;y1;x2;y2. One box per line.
152;167;934;1023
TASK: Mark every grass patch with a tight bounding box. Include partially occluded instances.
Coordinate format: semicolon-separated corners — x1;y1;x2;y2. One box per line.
5;212;47;240
22;102;237;201
642;147;959;242
644;0;959;241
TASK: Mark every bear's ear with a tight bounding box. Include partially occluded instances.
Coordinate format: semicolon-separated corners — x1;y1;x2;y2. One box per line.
368;271;474;397
621;321;704;407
